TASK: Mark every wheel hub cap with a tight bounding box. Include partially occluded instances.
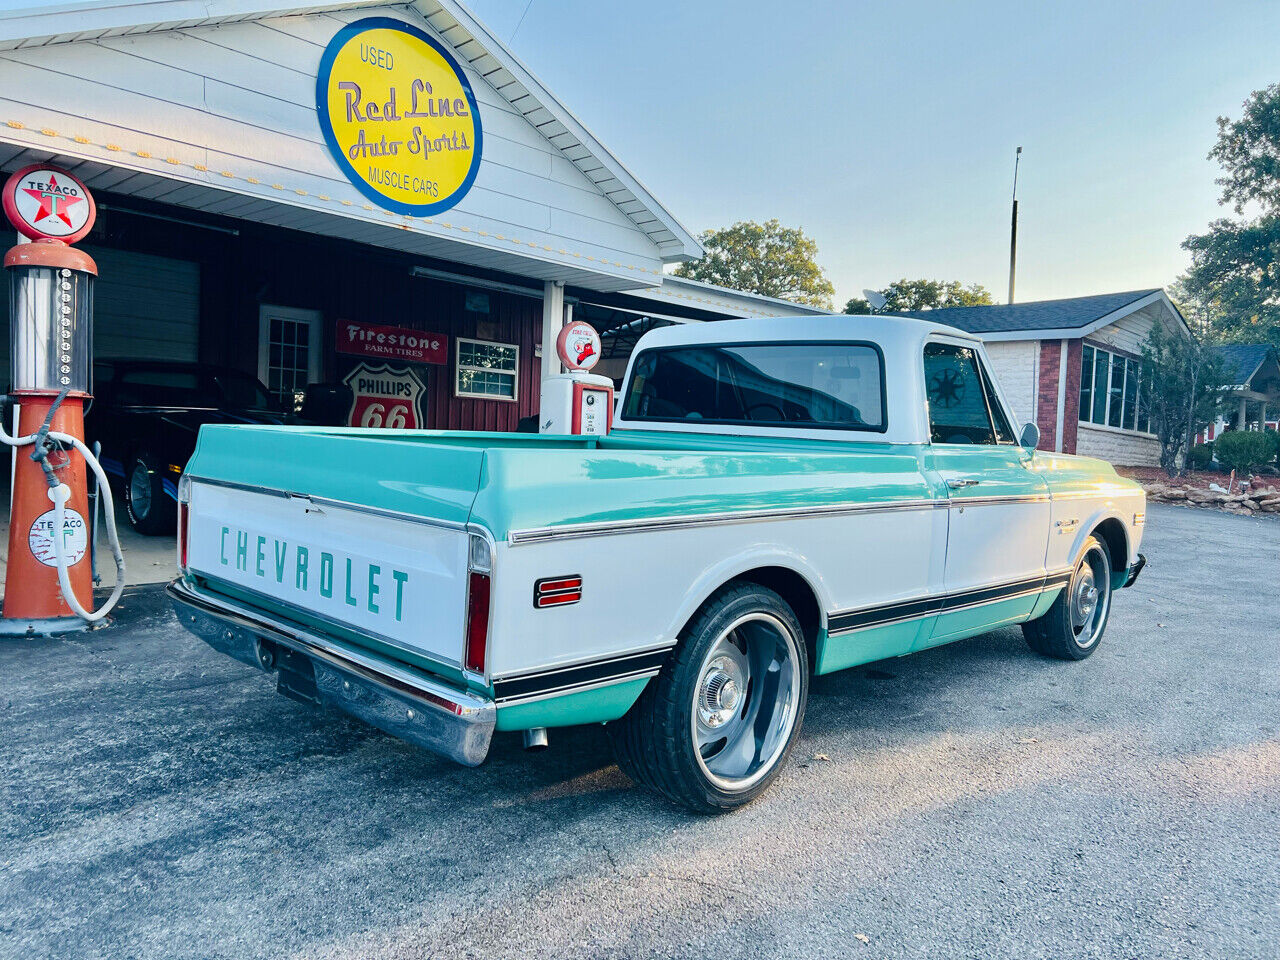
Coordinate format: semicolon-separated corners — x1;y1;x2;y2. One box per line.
698;657;742;728
1072;568;1098;624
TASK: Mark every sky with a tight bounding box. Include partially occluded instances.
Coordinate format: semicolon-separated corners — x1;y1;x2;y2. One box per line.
465;0;1280;308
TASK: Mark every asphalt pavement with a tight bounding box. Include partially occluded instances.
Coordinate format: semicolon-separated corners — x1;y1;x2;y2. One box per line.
1;503;1277;959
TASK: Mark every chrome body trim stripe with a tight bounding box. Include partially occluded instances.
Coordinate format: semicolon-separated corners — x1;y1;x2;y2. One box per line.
508;498;946;545
505;490;1135;546
827;568;1073;636
185;475;471;531
492;645;673;704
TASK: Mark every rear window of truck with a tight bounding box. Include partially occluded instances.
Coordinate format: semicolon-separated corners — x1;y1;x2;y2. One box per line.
622;341;886;431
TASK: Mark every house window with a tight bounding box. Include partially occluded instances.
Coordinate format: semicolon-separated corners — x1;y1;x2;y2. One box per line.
1079;343;1151;434
455;338;518;400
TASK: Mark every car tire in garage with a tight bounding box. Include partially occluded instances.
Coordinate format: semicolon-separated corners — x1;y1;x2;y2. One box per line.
125;452;177;535
1023;534;1113;660
608;582;809;813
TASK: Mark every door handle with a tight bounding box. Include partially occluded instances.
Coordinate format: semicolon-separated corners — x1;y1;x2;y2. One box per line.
946;478;980;490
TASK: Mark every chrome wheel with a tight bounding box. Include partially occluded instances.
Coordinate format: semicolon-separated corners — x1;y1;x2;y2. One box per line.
691;612;801;792
129;461;152;520
1070;544;1111;649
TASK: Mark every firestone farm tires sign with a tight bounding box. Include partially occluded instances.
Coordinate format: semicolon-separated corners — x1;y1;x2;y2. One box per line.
316;18;483;215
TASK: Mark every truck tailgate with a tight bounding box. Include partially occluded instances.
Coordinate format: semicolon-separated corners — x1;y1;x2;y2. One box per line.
183;425;487;671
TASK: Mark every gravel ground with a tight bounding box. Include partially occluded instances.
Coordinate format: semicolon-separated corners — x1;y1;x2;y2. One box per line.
1;503;1277;959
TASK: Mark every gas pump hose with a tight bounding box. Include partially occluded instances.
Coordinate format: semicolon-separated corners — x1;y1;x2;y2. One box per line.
2;390;126;623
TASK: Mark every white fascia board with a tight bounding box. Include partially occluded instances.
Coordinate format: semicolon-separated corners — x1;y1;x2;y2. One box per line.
0;1;378;44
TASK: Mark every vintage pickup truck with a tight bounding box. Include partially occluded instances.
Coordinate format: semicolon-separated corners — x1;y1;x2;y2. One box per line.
169;315;1146;811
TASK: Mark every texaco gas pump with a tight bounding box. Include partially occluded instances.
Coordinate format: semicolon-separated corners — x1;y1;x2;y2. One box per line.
540;320;613;435
1;164;124;634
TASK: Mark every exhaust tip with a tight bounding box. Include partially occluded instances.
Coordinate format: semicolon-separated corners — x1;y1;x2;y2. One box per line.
522;727;549;751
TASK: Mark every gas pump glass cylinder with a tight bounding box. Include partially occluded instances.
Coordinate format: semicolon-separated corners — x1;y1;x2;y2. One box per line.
10;263;93;394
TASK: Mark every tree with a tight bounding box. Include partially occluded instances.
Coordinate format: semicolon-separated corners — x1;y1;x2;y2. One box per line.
1139;324;1225;476
844;279;993;314
1182;84;1280;345
674;219;835;309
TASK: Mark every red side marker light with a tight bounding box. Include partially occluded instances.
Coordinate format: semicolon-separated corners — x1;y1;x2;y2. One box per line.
534;575;582;609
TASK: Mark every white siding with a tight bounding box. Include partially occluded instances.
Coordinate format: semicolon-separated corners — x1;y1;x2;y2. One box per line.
0;6;666;282
984;340;1039;427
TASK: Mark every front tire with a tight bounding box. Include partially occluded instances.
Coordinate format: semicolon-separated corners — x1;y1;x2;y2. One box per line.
1023;535;1113;660
125;452;176;536
609;583;809;812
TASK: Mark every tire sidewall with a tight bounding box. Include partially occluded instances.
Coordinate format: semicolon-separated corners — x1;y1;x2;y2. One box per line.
1058;535;1113;659
124;453;176;535
669;587;809;809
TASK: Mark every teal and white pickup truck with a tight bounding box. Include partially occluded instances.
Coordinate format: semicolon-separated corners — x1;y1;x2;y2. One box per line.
170;315;1146;811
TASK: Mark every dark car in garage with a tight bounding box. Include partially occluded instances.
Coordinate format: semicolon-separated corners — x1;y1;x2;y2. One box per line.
87;360;294;534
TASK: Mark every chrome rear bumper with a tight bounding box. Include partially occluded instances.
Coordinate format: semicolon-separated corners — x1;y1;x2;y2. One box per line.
167;579;495;766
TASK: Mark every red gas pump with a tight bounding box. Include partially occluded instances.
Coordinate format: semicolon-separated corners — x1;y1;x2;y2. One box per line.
539;320;613;435
1;164;124;634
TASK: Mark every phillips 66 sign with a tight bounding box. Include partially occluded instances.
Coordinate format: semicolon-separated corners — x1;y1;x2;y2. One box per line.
344;362;426;429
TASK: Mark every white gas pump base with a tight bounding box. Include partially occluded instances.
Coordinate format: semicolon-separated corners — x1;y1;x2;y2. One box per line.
539;373;614;435
0;614;100;637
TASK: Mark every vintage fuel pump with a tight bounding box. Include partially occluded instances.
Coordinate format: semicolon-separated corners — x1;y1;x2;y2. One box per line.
540;320;613;435
1;164;124;634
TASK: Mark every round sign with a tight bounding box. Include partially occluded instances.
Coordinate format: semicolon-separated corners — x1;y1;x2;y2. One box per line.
316;17;483;216
3;164;96;244
556;321;602;372
28;507;88;568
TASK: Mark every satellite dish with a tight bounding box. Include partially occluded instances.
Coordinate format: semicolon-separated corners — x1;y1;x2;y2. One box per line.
863;289;888;312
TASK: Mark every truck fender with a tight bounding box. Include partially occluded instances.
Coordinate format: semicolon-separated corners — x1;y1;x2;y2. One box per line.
1065;507;1133;577
663;544;834;647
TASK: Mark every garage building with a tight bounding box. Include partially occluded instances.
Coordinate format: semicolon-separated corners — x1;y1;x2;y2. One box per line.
0;0;824;434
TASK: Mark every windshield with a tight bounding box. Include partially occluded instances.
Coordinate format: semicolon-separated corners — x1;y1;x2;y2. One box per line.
622;341;885;431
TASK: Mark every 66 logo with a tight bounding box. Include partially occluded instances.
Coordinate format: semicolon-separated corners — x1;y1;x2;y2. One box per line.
343;362;426;429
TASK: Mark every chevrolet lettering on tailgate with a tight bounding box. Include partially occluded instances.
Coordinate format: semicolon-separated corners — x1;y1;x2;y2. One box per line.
170;315;1147;812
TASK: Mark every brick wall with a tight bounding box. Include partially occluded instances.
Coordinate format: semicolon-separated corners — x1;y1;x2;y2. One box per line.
1036;339;1062;451
1061;339;1082;453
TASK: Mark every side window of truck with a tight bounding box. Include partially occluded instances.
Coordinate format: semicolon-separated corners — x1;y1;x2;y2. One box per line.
923;342;1008;445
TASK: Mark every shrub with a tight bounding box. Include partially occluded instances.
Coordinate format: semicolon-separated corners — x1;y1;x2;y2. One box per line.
1214;430;1275;473
1188;443;1215;469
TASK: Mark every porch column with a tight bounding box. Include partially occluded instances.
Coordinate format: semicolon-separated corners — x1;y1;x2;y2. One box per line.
1261;401;1268;429
541;280;564;382
1238;395;1249;430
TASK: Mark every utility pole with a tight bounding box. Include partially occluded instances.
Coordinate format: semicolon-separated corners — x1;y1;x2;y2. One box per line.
1008;146;1022;305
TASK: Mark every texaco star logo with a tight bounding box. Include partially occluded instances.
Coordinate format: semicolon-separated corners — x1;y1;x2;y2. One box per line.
3;164;96;243
22;173;82;229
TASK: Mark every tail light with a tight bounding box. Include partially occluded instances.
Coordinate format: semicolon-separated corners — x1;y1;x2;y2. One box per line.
176;473;192;573
464;534;492;676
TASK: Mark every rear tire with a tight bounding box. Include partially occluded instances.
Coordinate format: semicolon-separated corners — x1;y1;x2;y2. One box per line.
125;452;176;536
608;583;809;813
1023;535;1113;660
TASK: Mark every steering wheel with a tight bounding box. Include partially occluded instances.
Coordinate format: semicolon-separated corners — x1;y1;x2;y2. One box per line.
928;369;966;409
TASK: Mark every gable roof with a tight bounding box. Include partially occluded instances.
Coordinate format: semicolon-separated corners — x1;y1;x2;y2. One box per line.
0;0;702;264
884;289;1178;337
1213;343;1277;387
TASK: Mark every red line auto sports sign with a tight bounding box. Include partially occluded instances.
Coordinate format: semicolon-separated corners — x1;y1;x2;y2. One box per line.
337;319;447;365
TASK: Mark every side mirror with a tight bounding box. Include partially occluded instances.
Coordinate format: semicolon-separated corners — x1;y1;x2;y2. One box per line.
1020;421;1040;450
